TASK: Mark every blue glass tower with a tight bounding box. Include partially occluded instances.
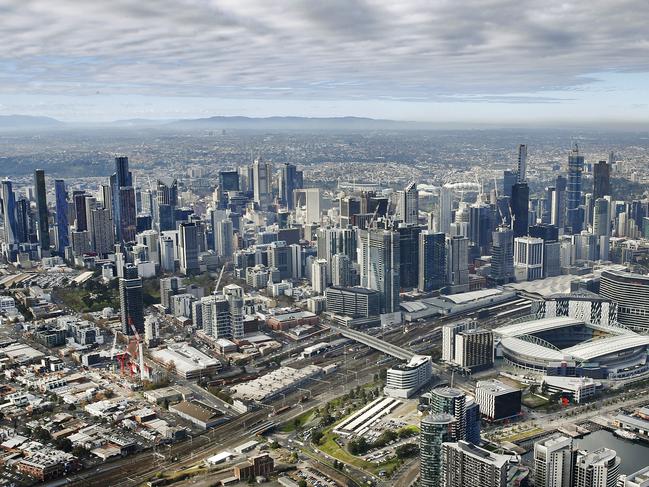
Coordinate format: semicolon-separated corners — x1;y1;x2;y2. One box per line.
55;179;69;252
567;144;584;233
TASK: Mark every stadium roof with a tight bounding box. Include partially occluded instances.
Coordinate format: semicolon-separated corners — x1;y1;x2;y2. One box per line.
495;316;583;338
500;336;566;361
563;335;649;361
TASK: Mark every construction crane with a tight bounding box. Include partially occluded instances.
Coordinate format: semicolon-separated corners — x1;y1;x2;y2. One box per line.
212;265;226;296
109;329;118;361
129;319;149;382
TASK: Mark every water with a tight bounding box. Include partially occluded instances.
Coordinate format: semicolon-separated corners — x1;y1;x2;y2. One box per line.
575;430;649;475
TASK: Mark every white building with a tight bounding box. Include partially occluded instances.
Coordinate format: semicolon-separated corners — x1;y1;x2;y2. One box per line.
573;448;620;487
311;259;328;294
383;355;432;398
534;434;575;487
514;236;544;281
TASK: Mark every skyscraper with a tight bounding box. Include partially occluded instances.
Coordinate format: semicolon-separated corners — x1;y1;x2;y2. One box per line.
279;162;302;210
490;226;514;284
502;170;517;198
119;264;144;335
517;144;528;182
396;223;421;290
156;178;178;231
420;413;457;487
533;434;575;487
593;160;611;200
429;387;467;440
54;179;69;253
90;208;113;256
252;157;272;208
593;198;611;261
178;222;199;275
418;230;446;292
551;175;567;229
567;144;585;233
438;185;453;234
514;236;544;281
397;181;419;225
361;228;400;313
33;169;50;251
446;235;469;293
111;156;136;244
215;218;234;261
469;202;493;254
1;179;19;260
510;181;530;237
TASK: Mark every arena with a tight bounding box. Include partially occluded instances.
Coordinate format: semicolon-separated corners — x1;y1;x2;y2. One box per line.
494;316;649;380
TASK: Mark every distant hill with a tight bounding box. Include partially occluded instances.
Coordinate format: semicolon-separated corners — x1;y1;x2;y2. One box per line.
166;116;420;130
0;115;64;129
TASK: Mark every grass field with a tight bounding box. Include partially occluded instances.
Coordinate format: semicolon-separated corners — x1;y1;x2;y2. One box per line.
280;407;317;433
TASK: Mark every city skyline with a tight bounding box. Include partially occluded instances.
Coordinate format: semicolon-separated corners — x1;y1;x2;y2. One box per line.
0;0;648;124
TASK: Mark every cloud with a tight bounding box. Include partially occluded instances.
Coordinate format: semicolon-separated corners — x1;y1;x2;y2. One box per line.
0;0;648;104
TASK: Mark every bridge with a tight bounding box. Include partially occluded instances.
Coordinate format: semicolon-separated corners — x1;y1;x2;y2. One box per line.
332;326;416;361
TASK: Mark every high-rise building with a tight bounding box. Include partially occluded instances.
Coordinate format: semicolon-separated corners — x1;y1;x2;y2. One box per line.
54;179;69;253
469;202;493;254
252;157;272;208
593;160;611;200
360;228;400;313
156;178;178;231
160;236;175;273
215;218;234;261
178;222;199;275
620;466;649;487
311;258;328;294
573;448;620;487
514;236;544;281
446;235;469;293
420;413;457;487
517;144;528;182
396;223;421;290
599;269;649;331
533;434;575;487
438;185;453;234
503;170;517;198
110;156;136;244
1;179;19;247
331;253;352;287
551;175;567;229
510;182;530;237
397;181;419;225
567;144;585;233
15;197;31;245
89;208;113;256
119;264;144;335
223;284;245;339
429;387;467;440
33;169;50;251
441;441;510;487
490;226;514;284
418;230;446;292
279;163;303;209
454;329;494;371
325;286;381;318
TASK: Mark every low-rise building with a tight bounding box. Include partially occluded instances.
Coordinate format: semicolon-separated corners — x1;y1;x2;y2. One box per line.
474;380;522;421
384;355;433;398
169;400;226;429
233;453;274;481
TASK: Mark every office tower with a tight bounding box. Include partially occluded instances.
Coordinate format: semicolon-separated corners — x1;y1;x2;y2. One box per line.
178;222;199;275
268;241;293;279
469;202;493;254
294;188;322;224
110;156;136;244
446;235;469;293
72;191;88;231
420;413;457;487
54;180;69;253
137;230;160;265
583;192;593;227
502;170;517;198
89;208;113;256
551;175;567;229
279;163;302;209
397;181;419;225
215;218;234;261
490;226;514;284
593;160;611;200
33;169;50;250
396;223;421;290
340;195;361;227
1;179;19;246
438;186;453;234
252;157;272;208
101;184;112;218
573;448;620;487
156;178;178;231
206;294;231;339
71;230;91;256
331;253;352;287
119;264;144;335
311;258;328;294
441;441;509;487
475;380;522;420
360;228;400;313
160;236;175;273
567;144;585;233
15;197;31;244
514;236;544;280
223;284;244;339
442;322;476;363
510;182;529;237
533;434;575;487
464;401;481;445
517;144;528;182
219;170;240;192
418;230;446;292
572;232;597;262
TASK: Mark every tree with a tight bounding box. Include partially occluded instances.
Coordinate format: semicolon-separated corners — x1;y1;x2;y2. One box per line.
55;437;73;453
32;427;51;443
311;430;324;445
298;481;307;487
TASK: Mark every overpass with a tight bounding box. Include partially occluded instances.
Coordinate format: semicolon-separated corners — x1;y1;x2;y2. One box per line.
332;326;416;361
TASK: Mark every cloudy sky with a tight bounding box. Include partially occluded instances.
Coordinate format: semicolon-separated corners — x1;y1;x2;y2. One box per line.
1;0;648;123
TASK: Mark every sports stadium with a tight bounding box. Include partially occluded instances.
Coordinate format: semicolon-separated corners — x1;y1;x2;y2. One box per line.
494;316;649;380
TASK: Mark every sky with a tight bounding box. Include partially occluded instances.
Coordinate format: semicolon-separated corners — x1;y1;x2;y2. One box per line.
0;0;648;124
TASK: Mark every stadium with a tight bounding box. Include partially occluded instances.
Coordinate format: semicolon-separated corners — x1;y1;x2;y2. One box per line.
494;316;649;380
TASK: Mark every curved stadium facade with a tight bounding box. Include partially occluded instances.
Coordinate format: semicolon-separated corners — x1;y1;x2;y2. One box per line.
599;270;649;331
495;316;649;380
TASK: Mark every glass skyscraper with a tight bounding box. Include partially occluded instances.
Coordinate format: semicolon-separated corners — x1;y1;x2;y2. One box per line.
567;144;584;233
54;179;69;252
